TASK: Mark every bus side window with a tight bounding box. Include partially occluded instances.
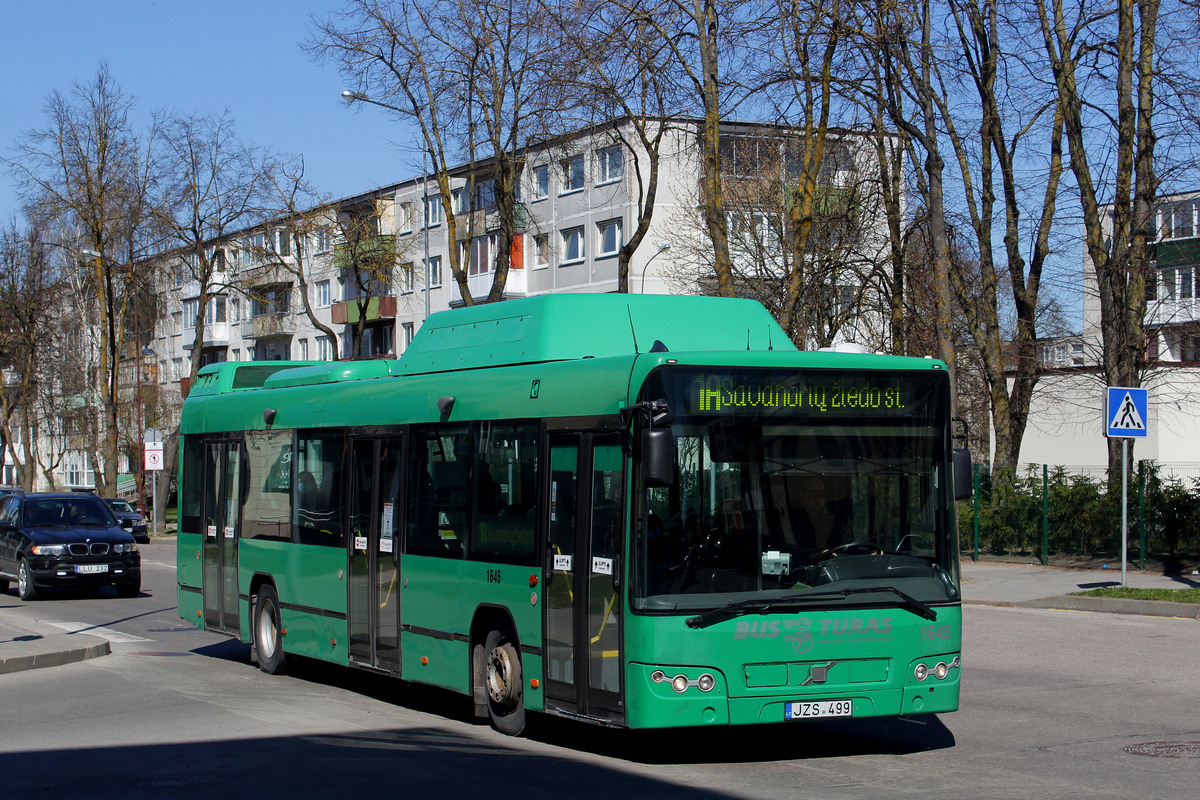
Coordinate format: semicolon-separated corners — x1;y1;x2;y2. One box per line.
295;431;345;547
468;422;538;566
408;425;468;558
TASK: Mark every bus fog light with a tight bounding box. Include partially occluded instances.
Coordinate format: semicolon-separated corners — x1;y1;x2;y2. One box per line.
914;663;928;681
651;670;666;683
697;673;716;692
671;674;690;693
933;662;949;680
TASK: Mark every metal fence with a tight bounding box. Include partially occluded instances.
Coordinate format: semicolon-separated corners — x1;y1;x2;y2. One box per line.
960;462;1200;568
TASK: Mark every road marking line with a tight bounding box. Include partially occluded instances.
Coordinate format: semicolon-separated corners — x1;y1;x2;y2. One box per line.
47;621;152;643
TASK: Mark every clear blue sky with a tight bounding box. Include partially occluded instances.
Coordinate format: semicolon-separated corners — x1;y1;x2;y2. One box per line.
0;0;419;222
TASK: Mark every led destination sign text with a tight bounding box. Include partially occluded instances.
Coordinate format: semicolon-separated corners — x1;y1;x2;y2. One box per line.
693;375;907;414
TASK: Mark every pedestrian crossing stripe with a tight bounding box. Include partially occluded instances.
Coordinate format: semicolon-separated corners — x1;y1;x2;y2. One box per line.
1109;391;1145;431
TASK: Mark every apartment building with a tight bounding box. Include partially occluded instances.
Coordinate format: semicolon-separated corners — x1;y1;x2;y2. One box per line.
1018;190;1200;472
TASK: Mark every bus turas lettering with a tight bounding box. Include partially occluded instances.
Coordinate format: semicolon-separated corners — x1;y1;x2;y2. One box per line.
694;376;905;414
820;617;892;638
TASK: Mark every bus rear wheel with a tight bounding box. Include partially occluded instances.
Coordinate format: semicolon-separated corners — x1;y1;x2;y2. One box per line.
254;585;286;675
484;628;525;735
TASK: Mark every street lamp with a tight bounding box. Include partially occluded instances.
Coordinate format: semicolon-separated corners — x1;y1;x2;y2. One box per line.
341;89;432;325
640;242;672;294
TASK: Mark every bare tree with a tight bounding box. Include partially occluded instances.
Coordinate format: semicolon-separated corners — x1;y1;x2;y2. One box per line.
1036;0;1160;477
153;111;280;518
0;222;59;488
8;66;159;494
311;0;564;305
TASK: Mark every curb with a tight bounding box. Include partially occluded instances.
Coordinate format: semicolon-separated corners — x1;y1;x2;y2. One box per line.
1016;596;1200;619
0;633;111;675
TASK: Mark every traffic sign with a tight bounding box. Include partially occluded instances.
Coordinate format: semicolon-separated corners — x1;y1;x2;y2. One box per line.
145;440;165;471
1106;387;1148;438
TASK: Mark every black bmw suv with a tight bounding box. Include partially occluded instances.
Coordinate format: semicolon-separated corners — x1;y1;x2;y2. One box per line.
0;492;141;600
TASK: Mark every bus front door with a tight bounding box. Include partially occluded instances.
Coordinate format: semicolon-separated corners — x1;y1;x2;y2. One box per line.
544;433;624;723
348;437;404;672
202;440;242;635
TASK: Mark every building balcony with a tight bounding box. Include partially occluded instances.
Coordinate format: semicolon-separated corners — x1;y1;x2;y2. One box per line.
331;295;398;325
180;322;231;350
244;313;296;339
451;266;527;305
334;234;396;272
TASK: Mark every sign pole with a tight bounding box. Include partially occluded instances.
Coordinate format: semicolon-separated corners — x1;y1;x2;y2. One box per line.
1122;439;1128;587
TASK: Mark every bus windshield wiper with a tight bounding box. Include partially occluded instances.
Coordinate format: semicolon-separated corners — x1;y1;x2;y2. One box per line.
685;586;938;629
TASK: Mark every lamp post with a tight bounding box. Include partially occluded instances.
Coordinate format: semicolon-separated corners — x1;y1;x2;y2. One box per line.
640;242;672;294
342;90;433;326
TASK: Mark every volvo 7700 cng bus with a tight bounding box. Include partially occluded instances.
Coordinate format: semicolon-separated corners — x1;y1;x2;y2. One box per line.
177;294;968;735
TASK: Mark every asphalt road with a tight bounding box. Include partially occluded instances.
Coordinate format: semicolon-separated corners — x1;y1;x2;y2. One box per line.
0;541;1197;800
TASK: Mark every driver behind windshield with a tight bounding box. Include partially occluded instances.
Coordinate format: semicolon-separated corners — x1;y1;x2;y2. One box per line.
777;475;849;553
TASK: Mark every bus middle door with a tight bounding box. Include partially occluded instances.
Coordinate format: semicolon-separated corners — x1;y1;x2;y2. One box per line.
544;432;624;723
348;436;404;672
202;439;242;635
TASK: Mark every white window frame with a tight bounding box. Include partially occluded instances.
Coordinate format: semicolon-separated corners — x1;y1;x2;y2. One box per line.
316;279;331;307
426;255;443;288
597;146;623;184
425;195;442;227
597;219;622;257
561;227;585;264
561;156;585;195
532;165;549;200
532;233;550;269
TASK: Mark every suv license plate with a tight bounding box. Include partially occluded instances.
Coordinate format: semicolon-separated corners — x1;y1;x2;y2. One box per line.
76;564;108;574
785;700;852;720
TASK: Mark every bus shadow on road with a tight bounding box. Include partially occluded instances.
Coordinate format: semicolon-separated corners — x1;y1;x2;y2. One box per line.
186;641;957;762
528;713;956;763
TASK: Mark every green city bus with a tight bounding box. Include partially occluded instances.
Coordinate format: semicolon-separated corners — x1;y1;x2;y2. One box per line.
176;294;968;735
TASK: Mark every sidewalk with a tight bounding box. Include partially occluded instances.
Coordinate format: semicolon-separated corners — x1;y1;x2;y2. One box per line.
3;560;1198;676
0;606;110;675
961;559;1200;618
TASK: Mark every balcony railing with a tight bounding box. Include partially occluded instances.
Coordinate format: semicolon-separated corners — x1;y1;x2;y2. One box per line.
331;295;398;325
334;234;396;272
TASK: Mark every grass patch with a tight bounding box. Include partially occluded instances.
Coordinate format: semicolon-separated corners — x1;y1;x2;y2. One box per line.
1070;586;1200;603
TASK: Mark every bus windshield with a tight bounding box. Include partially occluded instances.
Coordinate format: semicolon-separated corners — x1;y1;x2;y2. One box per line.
633;366;960;612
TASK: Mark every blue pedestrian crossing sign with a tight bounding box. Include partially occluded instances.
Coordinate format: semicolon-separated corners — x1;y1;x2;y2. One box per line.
1106;387;1149;438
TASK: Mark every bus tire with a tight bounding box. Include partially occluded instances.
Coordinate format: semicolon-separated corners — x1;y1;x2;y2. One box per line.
254;584;287;675
483;627;525;735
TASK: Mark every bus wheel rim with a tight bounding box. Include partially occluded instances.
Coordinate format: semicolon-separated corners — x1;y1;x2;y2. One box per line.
486;644;516;705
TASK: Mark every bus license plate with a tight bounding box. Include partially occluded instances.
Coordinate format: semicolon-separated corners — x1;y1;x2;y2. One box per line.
785;700;852;720
76;564;108;574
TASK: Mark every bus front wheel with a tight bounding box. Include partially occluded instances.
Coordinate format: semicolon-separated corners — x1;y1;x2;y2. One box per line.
254;585;287;675
484;628;525;735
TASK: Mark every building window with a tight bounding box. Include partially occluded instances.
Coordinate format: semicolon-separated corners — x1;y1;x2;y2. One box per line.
562;227;585;264
1183;267;1193;300
597;146;623;184
452;187;467;215
426;255;442;288
401;262;415;293
469;235;494;277
232;348;241;362
1162;268;1177;300
172;311;183;336
205;296;227;325
425;195;442;227
532;165;549;200
298;338;309;360
317;336;335;361
399;202;413;234
597;219;622;257
532;234;549;269
1071;343;1085;366
402;321;415;348
183;299;199;327
315;228;331;253
561;155;585;194
317;279;331;307
473;180;496;210
251;284;291;317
